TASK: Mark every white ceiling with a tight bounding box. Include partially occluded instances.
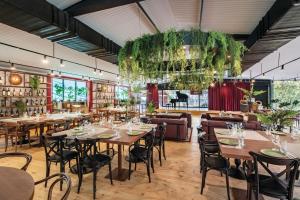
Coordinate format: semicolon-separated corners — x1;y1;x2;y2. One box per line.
47;0;276;46
242;36;300;81
0;23;119;81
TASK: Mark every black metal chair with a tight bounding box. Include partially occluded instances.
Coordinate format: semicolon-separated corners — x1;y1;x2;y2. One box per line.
126;130;155;183
247;151;300;200
153;123;167;166
74;138;113;199
0;152;32;171
198;133;220;173
35;173;71;200
199;134;231;200
41;135;79;189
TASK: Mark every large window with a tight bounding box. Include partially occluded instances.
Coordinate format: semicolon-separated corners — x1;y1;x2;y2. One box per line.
116;86;129;100
273;81;300;109
159;90;208;108
52;78;87;102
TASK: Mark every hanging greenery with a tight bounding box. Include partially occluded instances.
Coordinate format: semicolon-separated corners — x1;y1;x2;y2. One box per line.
118;28;246;91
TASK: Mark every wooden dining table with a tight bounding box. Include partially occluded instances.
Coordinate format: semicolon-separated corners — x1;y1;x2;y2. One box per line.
0;112;91;145
214;128;300;197
54;123;157;181
0;166;35;200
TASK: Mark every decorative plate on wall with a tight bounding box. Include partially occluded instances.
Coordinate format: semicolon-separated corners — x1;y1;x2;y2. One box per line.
9;73;23;85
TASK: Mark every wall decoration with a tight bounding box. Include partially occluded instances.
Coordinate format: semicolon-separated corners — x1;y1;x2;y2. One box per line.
9;73;23;85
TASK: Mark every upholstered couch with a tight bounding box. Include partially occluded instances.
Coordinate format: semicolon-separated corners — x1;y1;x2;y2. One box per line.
141;112;192;141
201;118;262;140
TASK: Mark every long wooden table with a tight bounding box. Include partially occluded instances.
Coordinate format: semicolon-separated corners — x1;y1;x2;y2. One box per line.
0;166;34;200
214;128;300;198
54;123;156;181
0;113;91;145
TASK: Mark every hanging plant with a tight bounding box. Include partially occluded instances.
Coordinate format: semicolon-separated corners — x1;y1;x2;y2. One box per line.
118;28;246;92
29;75;41;90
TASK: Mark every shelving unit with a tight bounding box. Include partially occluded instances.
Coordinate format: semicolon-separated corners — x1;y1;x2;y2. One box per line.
92;82;115;110
0;70;48;116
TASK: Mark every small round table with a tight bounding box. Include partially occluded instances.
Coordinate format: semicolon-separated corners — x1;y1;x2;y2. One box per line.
0;166;35;200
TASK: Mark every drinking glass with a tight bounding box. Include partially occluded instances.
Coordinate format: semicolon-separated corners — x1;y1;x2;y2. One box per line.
279;140;288;154
266;125;271;135
272;133;280;145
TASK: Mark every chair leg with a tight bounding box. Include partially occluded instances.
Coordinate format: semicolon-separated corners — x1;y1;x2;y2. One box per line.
77;165;83;194
134;163;137;171
5;134;8;152
225;170;231;200
162;142;166;160
128;161;132;180
151;153;154;173
60;162;65;191
201;166;207;194
45;162;51;187
159;145;162;166
27;131;31;148
108;162;113;185
93;168;97;199
146;162;151;183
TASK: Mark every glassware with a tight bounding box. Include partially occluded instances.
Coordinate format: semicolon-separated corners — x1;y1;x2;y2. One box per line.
272;133;280;145
279;140;288;154
266;125;271;136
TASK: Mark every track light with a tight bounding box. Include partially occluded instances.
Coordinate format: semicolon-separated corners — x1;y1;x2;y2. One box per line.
58;71;62;77
50;70;55;76
93;68;97;74
262;73;265;77
82;75;84;80
10;62;16;70
60;59;64;67
281;65;284;70
42;55;49;64
99;70;103;76
117;75;120;80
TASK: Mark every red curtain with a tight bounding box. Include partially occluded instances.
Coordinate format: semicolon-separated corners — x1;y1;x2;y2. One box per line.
208;81;250;111
146;83;159;108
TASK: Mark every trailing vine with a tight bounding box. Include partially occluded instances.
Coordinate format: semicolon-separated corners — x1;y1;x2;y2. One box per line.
118;28;246;91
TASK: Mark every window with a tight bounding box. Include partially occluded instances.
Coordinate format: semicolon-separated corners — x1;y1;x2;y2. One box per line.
159;89;208;108
52;78;87;102
273;81;300;109
116;86;129;100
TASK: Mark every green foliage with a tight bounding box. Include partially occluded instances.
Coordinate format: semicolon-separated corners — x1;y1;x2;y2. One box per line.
54;83;64;100
146;102;155;114
273;81;300;110
29;75;40;90
64;86;75;101
15;100;27;113
238;85;265;101
132;85;143;93
257;109;298;128
76;87;87;99
118;28;246;91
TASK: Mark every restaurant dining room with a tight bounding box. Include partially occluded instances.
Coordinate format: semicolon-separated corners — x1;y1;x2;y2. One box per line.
0;0;300;199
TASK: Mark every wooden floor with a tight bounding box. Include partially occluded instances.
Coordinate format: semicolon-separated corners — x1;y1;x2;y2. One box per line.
0;116;299;200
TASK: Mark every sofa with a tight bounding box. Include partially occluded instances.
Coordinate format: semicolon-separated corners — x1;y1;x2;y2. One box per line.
201;118;262;140
141;112;192;141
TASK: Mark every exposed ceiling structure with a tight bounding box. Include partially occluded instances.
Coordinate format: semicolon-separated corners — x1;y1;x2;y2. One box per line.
2;0;300;80
0;23;119;81
242;0;300;71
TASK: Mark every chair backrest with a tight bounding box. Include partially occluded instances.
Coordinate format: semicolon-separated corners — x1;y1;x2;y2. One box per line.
74;138;98;163
34;173;71;200
156;123;167;143
144;129;155;154
0;152;32;171
198;134;220;157
249;151;300;199
42;135;67;161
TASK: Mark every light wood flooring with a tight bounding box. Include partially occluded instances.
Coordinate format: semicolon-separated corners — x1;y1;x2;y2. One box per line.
0;116;299;200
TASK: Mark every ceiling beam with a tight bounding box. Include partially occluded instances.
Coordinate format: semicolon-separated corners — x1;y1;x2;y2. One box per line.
65;0;145;16
231;34;250;41
136;2;159;33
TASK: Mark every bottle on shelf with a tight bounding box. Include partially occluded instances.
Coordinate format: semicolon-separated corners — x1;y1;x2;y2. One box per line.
12;88;15;96
24;89;27;96
2;88;5;96
29;89;32;96
19;89;23;96
7;88;10;96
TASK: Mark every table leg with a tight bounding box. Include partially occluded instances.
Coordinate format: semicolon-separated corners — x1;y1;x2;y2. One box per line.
105;144;131;181
228;159;246;180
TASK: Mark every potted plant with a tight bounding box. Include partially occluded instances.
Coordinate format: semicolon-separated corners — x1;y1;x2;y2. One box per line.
238;85;265;112
15;100;27;116
256;99;299;131
146;101;156;116
29;75;40;90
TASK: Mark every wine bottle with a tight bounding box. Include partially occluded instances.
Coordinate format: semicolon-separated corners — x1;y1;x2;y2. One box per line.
24;89;27;96
12;88;15;96
7;88;10;96
29;89;32;96
19;89;23;96
2;88;5;96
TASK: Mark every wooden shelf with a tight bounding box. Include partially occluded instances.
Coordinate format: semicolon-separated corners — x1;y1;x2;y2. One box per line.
0;96;46;98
